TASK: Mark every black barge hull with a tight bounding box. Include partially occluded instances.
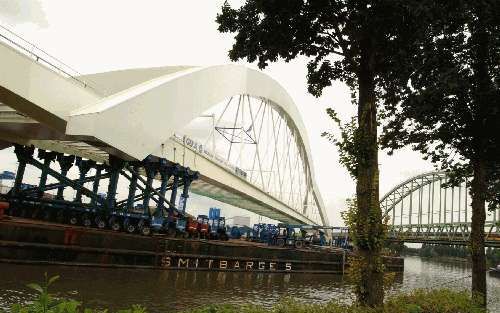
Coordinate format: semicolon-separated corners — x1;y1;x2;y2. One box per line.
0;217;404;274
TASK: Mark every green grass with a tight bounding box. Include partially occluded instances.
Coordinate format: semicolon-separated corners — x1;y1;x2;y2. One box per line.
184;289;486;313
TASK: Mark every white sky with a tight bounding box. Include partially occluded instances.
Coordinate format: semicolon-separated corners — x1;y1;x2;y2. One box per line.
0;0;434;225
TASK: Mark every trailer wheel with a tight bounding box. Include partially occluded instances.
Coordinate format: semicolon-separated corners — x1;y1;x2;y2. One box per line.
124;218;136;233
277;238;285;247
137;219;149;235
141;225;151;236
294;240;304;249
69;214;79;225
126;224;136;233
95;216;106;229
82;214;92;227
109;217;121;231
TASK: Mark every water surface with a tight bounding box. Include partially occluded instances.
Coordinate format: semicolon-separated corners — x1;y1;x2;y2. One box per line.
0;256;498;312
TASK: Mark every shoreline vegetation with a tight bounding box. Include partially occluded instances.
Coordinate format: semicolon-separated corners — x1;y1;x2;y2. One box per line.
400;246;500;267
2;274;488;313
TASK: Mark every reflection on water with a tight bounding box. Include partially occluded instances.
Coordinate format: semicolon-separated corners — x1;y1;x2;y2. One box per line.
389;256;500;312
0;257;499;312
0;265;351;312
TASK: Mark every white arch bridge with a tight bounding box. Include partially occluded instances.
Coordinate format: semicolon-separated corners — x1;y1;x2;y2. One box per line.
381;171;500;247
0;26;327;226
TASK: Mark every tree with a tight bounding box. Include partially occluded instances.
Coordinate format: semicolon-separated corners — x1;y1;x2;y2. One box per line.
217;0;424;306
380;0;500;306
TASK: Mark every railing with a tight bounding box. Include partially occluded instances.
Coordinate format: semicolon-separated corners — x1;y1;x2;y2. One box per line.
0;24;102;94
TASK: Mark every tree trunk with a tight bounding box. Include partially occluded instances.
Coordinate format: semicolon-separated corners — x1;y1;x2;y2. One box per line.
470;159;487;306
355;36;384;307
469;2;492;306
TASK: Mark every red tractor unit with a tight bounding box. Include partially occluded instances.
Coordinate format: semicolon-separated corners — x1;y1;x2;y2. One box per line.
185;216;199;238
197;215;210;239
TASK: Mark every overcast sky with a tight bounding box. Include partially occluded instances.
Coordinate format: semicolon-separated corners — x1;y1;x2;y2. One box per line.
0;0;434;225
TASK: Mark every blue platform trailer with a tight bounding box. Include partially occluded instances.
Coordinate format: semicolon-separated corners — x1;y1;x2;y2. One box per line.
1;144;199;237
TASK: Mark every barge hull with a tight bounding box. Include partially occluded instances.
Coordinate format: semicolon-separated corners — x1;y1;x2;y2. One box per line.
0;217;404;273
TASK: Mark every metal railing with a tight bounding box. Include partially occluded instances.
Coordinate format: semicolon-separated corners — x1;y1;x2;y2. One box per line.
0;24;103;94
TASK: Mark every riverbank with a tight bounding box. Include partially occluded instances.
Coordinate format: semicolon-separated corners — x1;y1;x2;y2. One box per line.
403;252;471;264
402;245;500;267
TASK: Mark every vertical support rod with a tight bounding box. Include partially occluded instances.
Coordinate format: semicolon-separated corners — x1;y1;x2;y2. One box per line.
431;179;435;225
142;165;156;215
106;157;123;210
180;179;190;214
418;179;423;228
169;167;180;217
74;158;93;203
439;178;442;224
400;197;404;226
451;187;455;224
127;166;139;210
91;165;102;206
427;182;431;225
56;155;75;200
409;181;413;226
38;151;56;198
157;168;172;213
458;185;462;223
392;192;396;226
444;183;447;224
464;178;468;223
12;158;27;197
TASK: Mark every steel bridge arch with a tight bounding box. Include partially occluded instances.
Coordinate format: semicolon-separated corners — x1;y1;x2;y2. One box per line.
380;171;448;218
381;171;500;246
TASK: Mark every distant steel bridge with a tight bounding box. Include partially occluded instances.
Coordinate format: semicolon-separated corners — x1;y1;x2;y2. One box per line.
381;171;500;247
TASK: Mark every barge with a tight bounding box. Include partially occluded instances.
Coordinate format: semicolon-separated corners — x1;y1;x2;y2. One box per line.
0;145;403;274
0;216;404;274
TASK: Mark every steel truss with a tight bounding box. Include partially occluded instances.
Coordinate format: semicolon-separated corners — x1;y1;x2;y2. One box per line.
5;144;199;235
381;171;500;247
179;94;325;225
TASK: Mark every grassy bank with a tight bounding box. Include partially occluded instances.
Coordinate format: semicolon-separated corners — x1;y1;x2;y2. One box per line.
2;274;487;313
184;290;487;313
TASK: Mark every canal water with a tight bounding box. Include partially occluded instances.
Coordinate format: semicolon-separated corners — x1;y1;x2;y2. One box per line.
0;256;499;312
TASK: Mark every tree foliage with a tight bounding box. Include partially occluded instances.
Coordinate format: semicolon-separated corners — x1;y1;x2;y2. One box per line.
218;0;422;97
322;108;359;179
378;0;500;306
217;0;428;307
380;0;500;210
